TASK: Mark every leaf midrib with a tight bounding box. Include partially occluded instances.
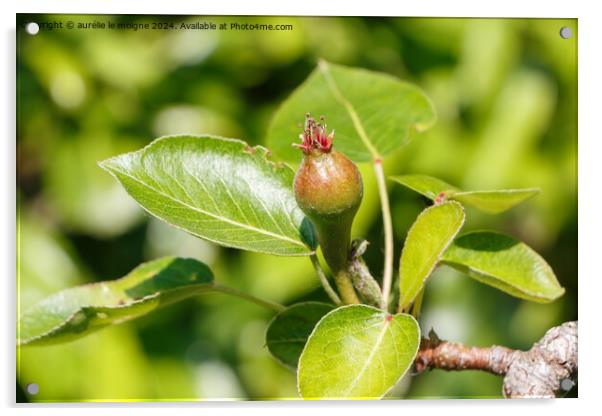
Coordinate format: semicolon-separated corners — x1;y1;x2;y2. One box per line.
342;316;390;396
413;210;463;287
106;164;308;249
318;61;381;160
399;203;465;308
440;259;561;299
18;281;217;345
454;188;540;196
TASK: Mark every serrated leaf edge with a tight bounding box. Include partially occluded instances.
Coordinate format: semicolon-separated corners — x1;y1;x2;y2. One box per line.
99;134;315;256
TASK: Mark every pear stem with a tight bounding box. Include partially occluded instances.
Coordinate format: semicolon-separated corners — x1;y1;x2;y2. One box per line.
333;270;361;305
374;159;394;310
311;216;360;305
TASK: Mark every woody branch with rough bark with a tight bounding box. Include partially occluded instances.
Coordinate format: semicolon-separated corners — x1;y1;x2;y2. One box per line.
416;321;578;398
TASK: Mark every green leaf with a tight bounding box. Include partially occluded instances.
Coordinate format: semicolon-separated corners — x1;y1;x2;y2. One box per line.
390;174;458;200
100;135;316;256
298;305;420;399
452;190;541;214
266;61;436;163
442;231;565;302
398;202;465;310
18;257;214;346
391;174;539;214
266;302;334;369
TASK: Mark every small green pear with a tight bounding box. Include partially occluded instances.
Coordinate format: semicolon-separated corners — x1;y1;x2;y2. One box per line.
294;114;363;289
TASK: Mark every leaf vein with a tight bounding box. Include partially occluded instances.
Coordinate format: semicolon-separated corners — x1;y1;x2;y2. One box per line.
109;166;308;248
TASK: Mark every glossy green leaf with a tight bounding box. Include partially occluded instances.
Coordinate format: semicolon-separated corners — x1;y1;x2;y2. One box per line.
390;174;458;200
452;190;540;214
267;61;436;163
390;174;539;214
18;257;214;346
398;202;465;310
100;135;316;256
442;231;565;302
298;305;420;399
266;302;334;369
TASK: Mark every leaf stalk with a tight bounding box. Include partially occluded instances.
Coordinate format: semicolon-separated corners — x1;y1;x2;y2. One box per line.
310;254;342;306
374;160;394;310
211;284;286;313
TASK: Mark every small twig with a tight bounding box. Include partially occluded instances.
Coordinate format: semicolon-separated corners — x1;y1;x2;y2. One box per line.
347;239;384;309
374;160;394;310
310;254;342;306
211;284;286;313
414;321;578;398
415;329;516;375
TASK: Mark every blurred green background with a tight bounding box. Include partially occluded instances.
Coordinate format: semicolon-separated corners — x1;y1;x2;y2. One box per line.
16;15;577;401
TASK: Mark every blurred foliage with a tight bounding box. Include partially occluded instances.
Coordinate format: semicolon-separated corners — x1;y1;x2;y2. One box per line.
17;15;577;401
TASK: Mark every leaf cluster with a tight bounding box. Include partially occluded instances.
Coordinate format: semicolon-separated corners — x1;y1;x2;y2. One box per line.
19;62;564;399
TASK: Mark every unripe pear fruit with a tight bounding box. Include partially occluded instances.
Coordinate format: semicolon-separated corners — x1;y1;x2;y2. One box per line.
293;114;363;275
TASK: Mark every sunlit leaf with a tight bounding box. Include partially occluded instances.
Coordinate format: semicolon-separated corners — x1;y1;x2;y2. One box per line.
18;257;214;346
442;231;565;302
452;190;540;214
266;302;334;369
391;174;539;214
398;202;465;310
297;305;420;399
267;61;436;163
100;135;316;256
390;174;458;200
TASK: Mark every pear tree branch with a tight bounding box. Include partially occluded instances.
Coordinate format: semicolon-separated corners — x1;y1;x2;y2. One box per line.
415;321;578;398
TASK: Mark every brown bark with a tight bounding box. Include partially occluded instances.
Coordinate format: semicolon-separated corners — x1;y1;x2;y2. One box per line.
415;321;578;398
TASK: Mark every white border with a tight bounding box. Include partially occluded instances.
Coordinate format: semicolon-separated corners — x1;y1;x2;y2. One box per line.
4;1;600;415
7;0;583;17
